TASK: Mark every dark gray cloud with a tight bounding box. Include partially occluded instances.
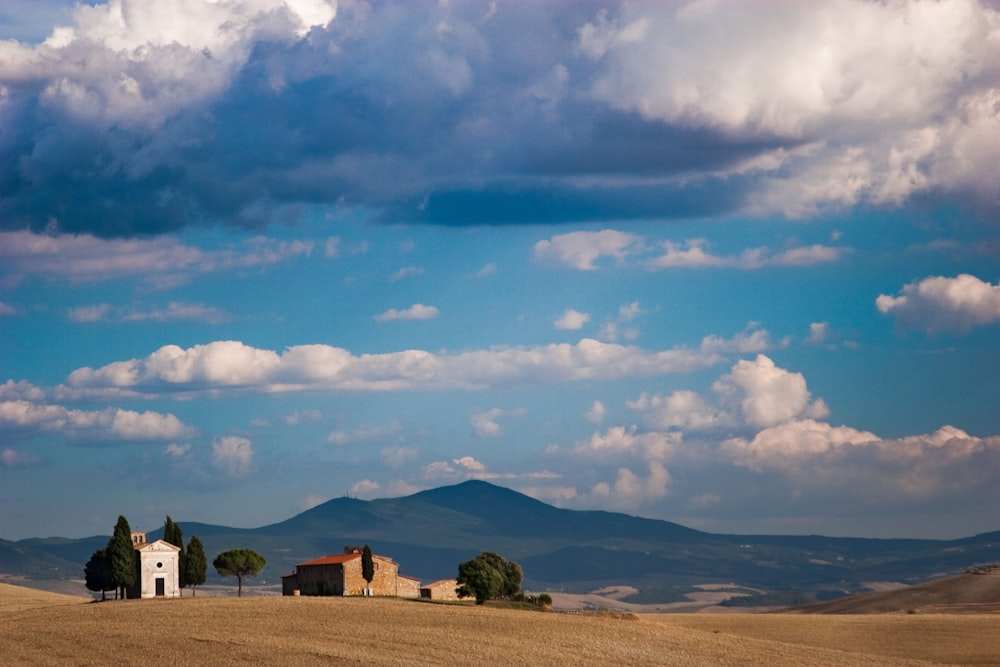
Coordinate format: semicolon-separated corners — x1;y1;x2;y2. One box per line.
1;0;998;237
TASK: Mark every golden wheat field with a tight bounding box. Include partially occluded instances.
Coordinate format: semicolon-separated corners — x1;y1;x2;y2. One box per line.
2;583;999;666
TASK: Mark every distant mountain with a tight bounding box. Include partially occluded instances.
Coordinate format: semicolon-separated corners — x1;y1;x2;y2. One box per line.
0;538;84;581
5;480;1000;600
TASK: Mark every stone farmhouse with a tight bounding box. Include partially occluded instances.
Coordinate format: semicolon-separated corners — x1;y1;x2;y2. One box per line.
420;579;460;601
282;547;420;597
129;532;181;599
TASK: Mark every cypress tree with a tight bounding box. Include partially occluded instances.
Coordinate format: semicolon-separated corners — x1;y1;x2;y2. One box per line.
361;544;374;592
163;516;186;594
184;536;207;597
107;515;136;600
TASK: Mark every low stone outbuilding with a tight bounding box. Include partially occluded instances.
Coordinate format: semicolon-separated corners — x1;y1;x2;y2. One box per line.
129;532;181;599
397;574;421;599
282;547;419;597
420;579;460;601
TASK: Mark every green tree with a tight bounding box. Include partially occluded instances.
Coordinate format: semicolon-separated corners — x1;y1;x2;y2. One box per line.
184;536;208;597
456;554;505;605
477;551;522;599
84;548;113;601
361;544;374;592
107;515;136;600
213;548;266;597
163;516;187;594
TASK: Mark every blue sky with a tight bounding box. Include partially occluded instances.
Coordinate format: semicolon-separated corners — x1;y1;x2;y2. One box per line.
2;0;1000;542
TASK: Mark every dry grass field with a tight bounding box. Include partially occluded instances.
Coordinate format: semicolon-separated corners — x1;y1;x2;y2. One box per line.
2;582;999;666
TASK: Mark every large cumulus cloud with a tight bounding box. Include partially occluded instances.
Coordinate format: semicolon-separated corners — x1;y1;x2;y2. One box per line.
551;355;1000;525
2;0;998;236
57;331;771;396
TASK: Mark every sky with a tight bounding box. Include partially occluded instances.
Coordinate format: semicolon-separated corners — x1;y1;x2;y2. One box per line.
2;0;1000;543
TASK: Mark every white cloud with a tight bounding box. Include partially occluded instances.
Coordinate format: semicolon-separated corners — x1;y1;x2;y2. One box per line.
582;1;1000;217
544;356;1000;518
628;390;727;432
573;426;678;464
699;328;774;355
599;301;643;342
0;380;45;402
389;265;424;282
470;408;503;438
0;0;337;127
0;302;17;316
647;239;843;269
470;407;526;438
69;301;229;324
585;400;606;425
721;422;1000;502
0;399;193;441
807;322;830;345
533;229;641;270
0;447;41;467
475;263;498;277
422;460;457;478
164;443;191;458
212;435;253;477
453;456;487;472
324;237;368;258
283;409;322;426
618;302;641;322
554;309;590;330
68;304;113;323
374;304;440;322
722;419;879;472
713;355;829;429
588;461;670;510
350;479;381;497
877;274;1000;333
0;230;313;287
59;331;766;397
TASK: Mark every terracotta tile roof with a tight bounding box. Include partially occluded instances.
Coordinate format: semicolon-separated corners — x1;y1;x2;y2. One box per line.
297;553;360;567
422;579;457;589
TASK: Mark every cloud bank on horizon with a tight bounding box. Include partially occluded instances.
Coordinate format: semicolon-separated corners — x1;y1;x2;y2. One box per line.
2;0;1000;542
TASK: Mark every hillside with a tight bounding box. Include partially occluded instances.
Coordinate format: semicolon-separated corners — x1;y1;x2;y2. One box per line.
787;568;1000;614
4;481;1000;603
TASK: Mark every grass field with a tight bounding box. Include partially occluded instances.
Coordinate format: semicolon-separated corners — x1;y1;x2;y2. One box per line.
2;583;998;666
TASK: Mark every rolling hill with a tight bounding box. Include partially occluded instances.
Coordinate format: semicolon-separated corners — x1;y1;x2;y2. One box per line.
4;480;999;602
786;567;1000;614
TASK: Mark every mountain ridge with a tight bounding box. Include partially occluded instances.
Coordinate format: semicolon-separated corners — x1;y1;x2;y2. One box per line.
4;480;998;600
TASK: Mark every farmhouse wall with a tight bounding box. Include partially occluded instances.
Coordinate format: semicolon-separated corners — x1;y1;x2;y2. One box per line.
297;562;349;596
342;555;400;596
420;579;460;601
285;550;419;597
397;575;421;599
